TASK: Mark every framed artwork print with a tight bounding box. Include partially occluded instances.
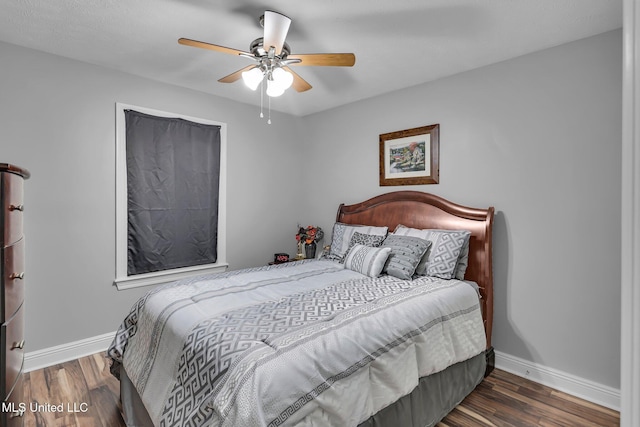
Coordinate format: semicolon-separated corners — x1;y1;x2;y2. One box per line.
379;124;439;186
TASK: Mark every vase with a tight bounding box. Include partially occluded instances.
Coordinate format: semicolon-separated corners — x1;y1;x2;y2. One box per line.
304;241;317;259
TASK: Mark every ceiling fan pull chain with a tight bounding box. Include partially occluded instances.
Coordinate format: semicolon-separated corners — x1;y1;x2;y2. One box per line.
268;95;272;124
260;79;264;119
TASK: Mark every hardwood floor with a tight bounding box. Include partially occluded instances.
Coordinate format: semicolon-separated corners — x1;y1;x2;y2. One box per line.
23;353;122;427
438;369;619;427
21;353;620;426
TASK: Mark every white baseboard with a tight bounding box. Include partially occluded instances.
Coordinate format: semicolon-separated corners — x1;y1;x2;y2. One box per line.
495;350;621;411
24;331;116;372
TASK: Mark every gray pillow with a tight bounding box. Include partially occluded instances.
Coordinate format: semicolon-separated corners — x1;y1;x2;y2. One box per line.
423;230;471;279
380;235;432;280
343;231;386;260
393;225;471;279
344;244;392;278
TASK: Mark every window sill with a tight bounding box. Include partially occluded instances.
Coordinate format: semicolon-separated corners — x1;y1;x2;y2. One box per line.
114;262;229;290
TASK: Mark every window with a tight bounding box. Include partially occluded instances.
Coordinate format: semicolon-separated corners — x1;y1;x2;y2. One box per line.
115;103;227;290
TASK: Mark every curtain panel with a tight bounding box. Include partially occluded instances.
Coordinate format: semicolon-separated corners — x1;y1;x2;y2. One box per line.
125;110;221;276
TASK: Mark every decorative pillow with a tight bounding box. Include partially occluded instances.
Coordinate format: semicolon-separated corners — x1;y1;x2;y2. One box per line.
393;224;435;275
343;231;386;260
344;244;392;278
380;235;432;280
394;225;471;279
393;225;471;279
327;223;388;262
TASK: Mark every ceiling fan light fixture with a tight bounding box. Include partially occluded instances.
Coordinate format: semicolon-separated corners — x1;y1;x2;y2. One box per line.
242;67;264;91
179;9;355;121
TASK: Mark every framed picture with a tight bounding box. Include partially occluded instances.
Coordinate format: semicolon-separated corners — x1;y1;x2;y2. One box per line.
379;124;439;186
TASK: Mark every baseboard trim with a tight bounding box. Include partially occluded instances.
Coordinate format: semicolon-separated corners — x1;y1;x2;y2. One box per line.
24;331;116;372
495;350;620;411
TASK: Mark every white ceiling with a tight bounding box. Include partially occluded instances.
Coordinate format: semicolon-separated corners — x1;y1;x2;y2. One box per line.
0;0;622;117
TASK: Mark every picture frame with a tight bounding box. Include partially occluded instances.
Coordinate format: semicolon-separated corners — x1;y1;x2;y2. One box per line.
379;124;440;186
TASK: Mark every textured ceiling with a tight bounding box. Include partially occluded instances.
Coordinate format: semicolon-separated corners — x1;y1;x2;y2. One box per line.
0;0;623;116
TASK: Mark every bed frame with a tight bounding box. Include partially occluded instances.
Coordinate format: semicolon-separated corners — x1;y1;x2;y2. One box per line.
118;190;495;427
336;191;495;351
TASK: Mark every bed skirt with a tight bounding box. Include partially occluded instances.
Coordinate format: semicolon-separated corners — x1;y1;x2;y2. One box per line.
357;350;486;427
118;350;487;427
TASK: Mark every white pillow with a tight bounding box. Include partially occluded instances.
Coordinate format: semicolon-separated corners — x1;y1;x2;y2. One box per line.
344;244;392;278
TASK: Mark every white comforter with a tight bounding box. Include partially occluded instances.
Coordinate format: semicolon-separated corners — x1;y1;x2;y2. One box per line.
108;260;485;427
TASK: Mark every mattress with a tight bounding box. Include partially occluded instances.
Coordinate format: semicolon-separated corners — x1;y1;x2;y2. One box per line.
108;259;486;427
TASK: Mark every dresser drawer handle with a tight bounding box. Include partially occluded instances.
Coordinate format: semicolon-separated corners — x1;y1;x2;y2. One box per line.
9;409;24;418
8;204;24;212
11;340;25;350
9;272;24;280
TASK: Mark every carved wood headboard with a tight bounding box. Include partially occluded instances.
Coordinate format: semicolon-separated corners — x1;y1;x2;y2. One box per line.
336;191;495;349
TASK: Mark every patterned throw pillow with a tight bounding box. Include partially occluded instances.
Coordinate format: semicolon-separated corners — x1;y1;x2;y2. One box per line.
424;231;470;279
327;223;388;261
342;231;386;261
393;225;471;279
344;244;392;278
380;235;432;280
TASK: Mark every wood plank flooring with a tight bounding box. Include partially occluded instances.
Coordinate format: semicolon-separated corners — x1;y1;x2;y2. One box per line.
438;369;619;427
20;353;620;426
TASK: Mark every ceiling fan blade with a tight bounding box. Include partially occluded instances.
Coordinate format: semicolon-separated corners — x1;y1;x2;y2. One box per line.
283;67;312;92
263;11;291;56
218;65;258;83
178;38;250;57
287;53;356;67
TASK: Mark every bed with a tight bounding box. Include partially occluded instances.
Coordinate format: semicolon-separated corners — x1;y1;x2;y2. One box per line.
108;190;495;427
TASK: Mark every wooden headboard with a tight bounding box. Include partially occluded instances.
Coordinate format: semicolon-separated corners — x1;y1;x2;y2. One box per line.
336;191;495;349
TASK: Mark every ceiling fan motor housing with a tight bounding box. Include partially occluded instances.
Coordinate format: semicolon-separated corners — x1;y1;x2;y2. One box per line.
249;38;291;59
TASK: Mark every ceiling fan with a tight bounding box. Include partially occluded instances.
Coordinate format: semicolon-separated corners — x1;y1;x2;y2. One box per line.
178;10;356;98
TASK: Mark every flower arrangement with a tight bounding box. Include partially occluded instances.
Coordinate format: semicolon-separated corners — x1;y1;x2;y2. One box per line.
296;225;324;244
296;225;324;259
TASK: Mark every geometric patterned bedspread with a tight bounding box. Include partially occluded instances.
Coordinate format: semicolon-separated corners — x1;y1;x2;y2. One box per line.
107;260;485;427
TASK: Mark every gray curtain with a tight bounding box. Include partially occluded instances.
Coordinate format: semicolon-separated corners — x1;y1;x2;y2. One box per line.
125;110;221;276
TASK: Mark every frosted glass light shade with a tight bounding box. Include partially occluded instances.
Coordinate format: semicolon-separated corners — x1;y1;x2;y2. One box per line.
266;68;294;97
263;11;291;55
272;67;293;90
242;68;263;91
266;79;285;97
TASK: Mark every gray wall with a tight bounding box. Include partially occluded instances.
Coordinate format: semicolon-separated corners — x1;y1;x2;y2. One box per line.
300;30;622;389
0;41;306;350
0;29;623;391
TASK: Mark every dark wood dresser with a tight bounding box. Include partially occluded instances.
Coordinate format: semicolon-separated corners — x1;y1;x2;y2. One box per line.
0;164;29;426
